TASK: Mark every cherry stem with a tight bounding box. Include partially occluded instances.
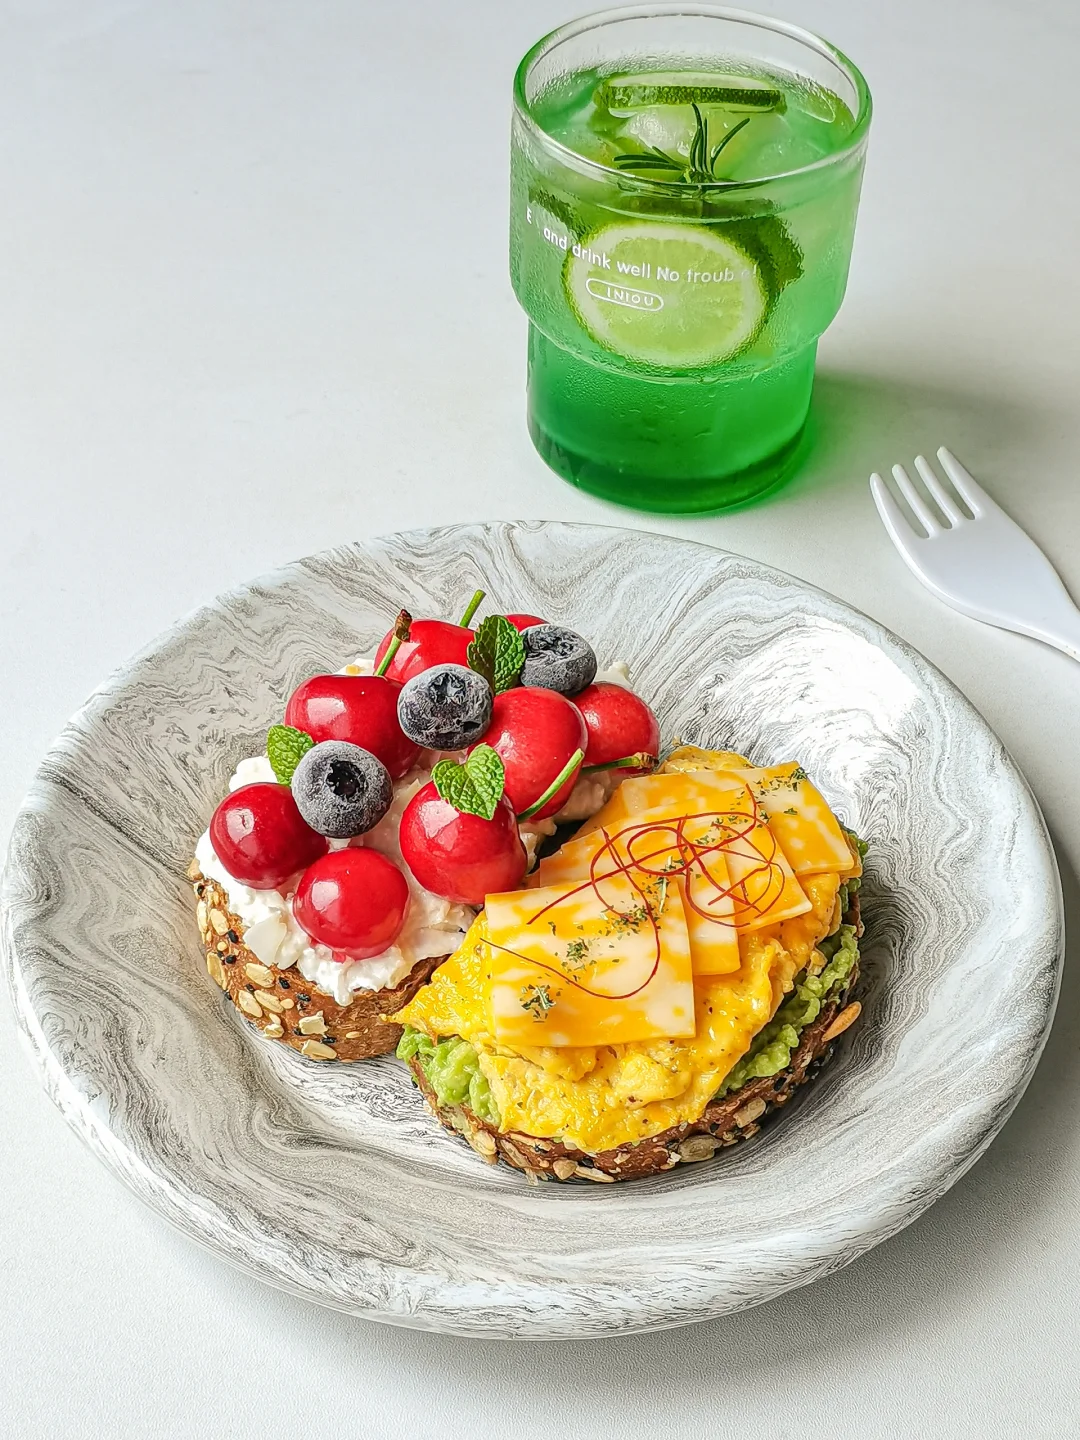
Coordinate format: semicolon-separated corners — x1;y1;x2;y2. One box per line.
517;748;585;821
458;590;485;627
581;752;656;775
375;609;412;677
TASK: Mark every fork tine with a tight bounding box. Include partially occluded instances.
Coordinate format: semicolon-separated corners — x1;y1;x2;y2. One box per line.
936;447;989;517
914;454;965;525
870;471;921;550
891;463;941;536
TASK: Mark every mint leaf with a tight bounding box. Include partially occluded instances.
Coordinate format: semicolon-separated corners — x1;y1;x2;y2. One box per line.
431;759;474;813
462;745;506;817
431;744;506;820
467;615;524;694
267;724;314;784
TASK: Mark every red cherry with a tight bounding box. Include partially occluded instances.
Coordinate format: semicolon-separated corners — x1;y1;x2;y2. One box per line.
373;619;474;684
399;782;527;906
210;783;328;890
285;674;420;779
504;613;548;631
293;849;409;959
573;683;660;774
477;687;587;820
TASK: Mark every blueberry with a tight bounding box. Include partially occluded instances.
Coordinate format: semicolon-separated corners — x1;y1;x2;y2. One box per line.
397;664;492;751
290;741;392;838
519;625;597;696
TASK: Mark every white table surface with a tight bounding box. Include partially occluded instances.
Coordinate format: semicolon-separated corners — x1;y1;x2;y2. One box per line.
3;0;1079;1435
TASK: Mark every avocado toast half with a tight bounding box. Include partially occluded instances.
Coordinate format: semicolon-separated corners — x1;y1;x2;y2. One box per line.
394;747;865;1183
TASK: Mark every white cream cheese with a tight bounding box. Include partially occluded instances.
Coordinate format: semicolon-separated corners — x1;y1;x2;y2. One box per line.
593;660;633;689
196;756;475;1006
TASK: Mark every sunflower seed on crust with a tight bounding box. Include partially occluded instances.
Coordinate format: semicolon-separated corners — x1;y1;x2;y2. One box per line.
552;1158;577;1181
196;900;208;934
822;1001;861;1043
253;989;284;1014
300;1039;337;1060
679;1134;718;1162
472;1130;497;1159
298;1012;328;1036
244;962;275;987
237;990;262;1018
205;952;225;989
733;1097;767;1128
574;1165;615;1183
209;908;229;936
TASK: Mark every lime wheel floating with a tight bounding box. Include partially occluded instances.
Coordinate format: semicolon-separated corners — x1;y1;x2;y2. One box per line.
563;220;769;369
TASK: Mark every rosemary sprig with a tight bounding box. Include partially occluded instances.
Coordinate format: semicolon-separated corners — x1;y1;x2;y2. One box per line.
613;105;752;185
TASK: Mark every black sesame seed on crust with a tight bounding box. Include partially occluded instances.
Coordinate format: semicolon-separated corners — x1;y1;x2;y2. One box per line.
278;978;291;989
226;929;240;944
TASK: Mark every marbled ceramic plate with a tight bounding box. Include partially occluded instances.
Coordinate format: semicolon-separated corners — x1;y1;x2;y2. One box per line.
1;523;1063;1338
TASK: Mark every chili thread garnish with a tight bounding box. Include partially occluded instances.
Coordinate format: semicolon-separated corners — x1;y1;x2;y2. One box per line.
488;783;793;1009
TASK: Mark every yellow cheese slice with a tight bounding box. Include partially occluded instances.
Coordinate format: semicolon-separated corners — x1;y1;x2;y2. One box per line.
662;747;856;878
725;764;856;877
485;873;696;1048
392;915;491;1040
530;819;741;976
572;782;635;843
573;769;811;934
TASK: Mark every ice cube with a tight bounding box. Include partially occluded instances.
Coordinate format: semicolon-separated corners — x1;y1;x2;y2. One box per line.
617;105;761;171
618;105;698;160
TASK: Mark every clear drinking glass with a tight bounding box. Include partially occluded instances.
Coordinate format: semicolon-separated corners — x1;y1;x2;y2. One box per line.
510;4;872;513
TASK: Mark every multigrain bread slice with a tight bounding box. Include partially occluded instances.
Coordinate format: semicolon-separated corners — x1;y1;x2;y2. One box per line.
406;894;863;1182
189;865;446;1062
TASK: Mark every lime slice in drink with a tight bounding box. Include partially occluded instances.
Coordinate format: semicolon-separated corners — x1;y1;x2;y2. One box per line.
599;71;785;115
563;221;768;369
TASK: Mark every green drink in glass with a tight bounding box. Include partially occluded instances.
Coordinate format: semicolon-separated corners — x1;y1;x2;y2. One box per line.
510;5;872;512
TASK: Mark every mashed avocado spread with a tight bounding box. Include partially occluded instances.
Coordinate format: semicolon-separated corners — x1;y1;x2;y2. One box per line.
397;1029;498;1124
714;920;858;1097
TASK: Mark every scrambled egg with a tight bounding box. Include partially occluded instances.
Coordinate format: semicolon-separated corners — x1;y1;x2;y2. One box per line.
397;881;843;1154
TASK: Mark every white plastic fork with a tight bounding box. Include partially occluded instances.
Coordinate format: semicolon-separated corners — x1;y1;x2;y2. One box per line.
869;446;1080;661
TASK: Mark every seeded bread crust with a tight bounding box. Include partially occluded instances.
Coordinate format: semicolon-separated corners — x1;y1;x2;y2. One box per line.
408;894;863;1182
189;865;447;1062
